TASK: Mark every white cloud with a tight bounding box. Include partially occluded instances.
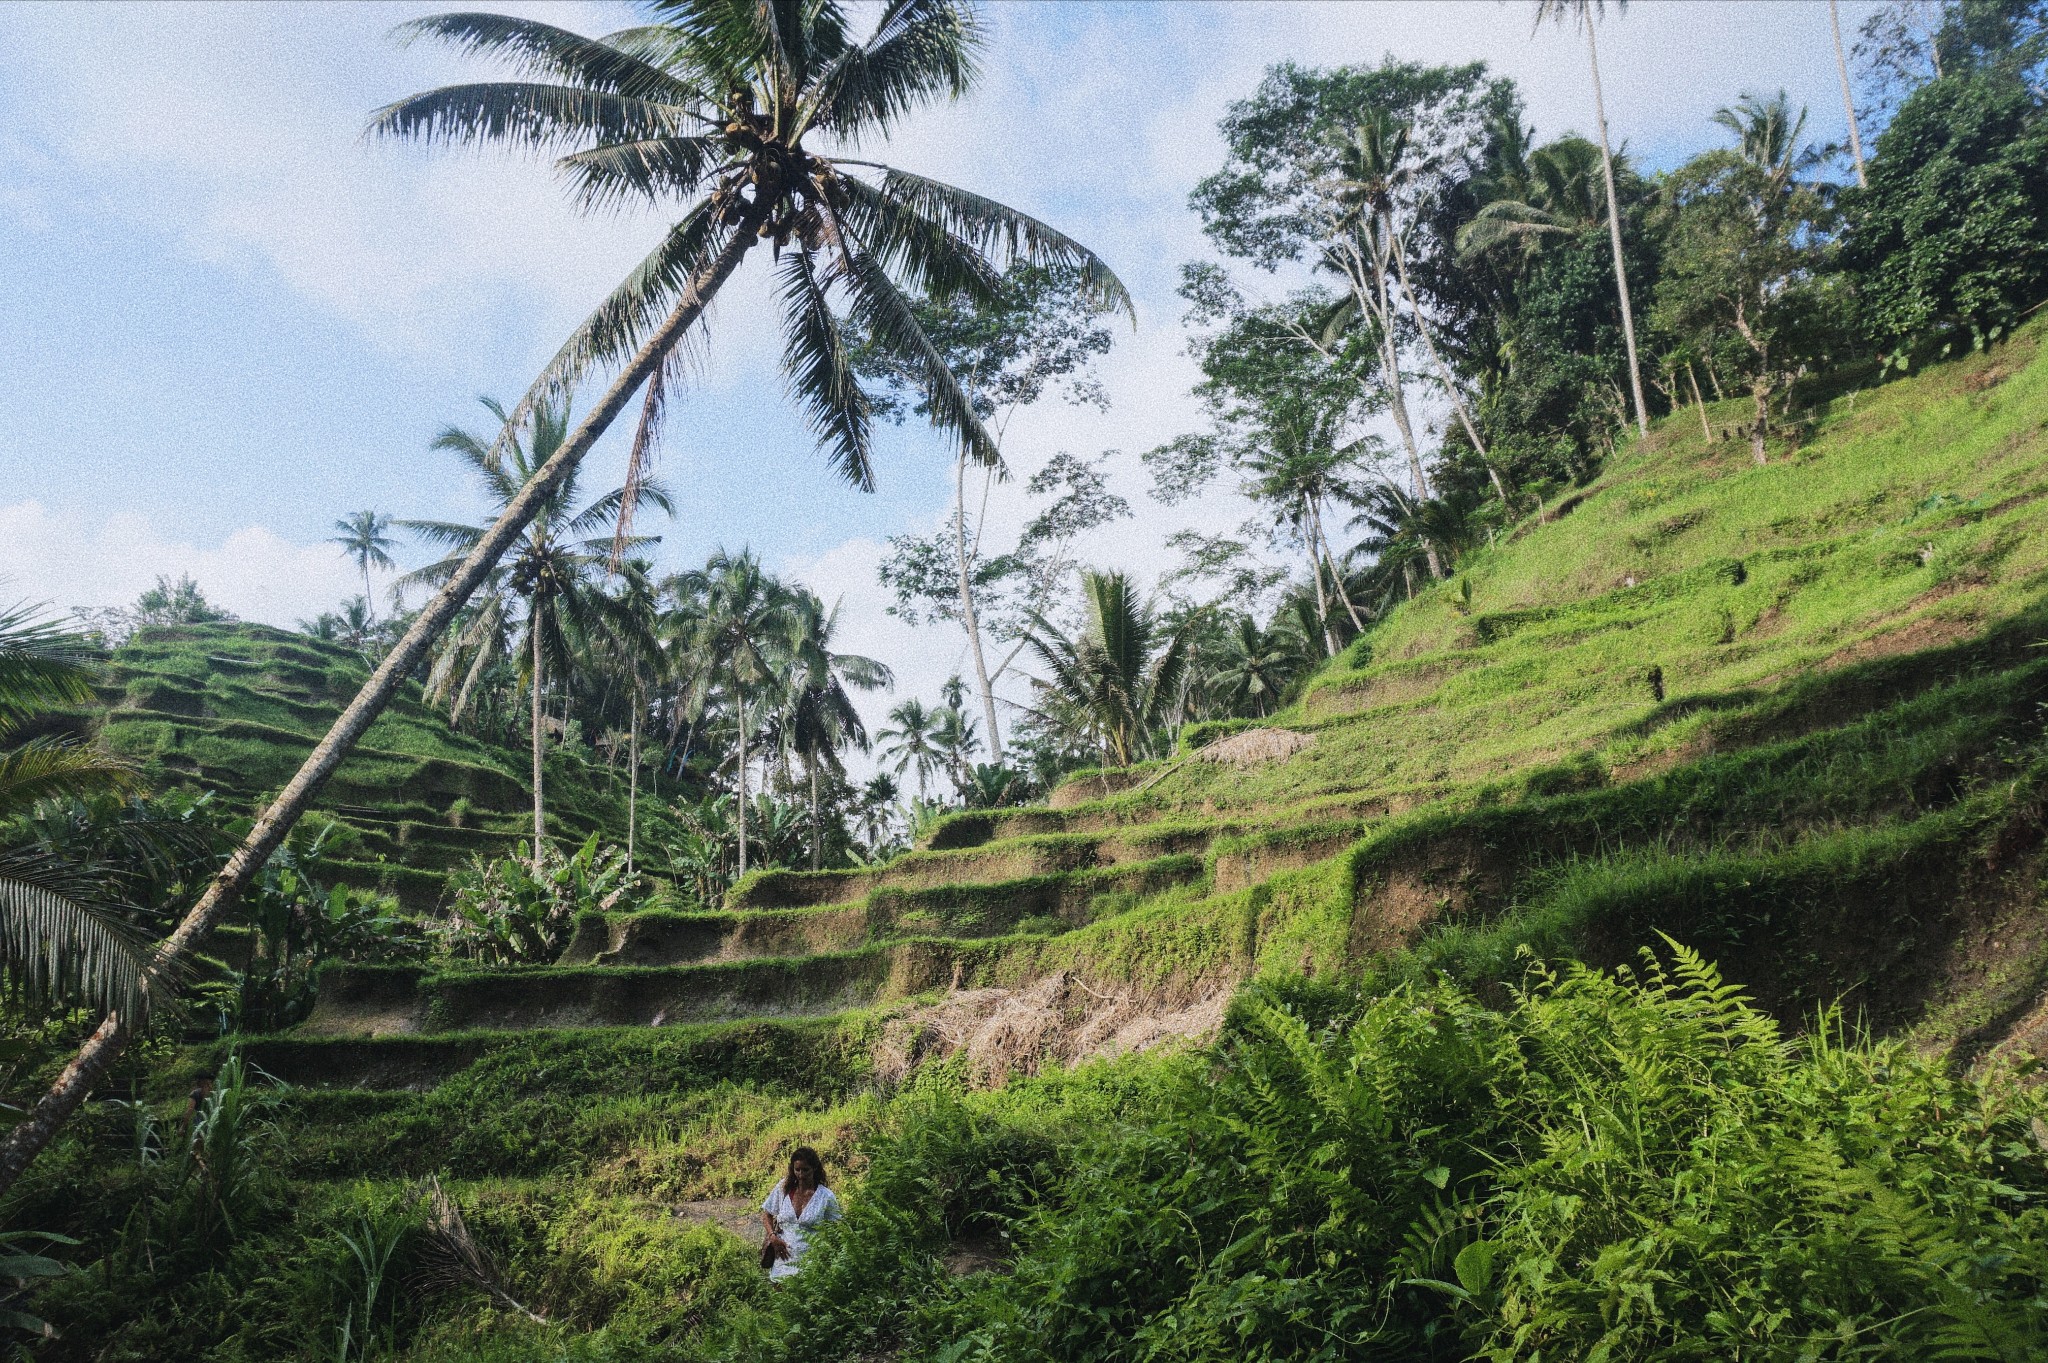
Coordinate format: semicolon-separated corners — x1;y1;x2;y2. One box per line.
0;500;386;627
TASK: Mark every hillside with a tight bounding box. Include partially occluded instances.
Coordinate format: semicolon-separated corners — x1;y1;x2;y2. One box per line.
36;328;2048;1359
93;623;645;908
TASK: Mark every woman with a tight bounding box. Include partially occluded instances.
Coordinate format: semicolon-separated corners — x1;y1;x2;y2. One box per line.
760;1146;841;1280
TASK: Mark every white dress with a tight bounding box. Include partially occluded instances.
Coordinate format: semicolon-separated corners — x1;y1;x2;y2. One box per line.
762;1183;842;1280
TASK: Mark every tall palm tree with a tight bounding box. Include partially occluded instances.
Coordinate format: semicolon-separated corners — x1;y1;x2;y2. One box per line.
328;512;398;622
1532;0;1650;437
677;550;798;880
596;559;668;877
930;702;979;795
1023;571;1193;768
877;698;946;801
420;580;518;733
0;602;155;1025
854;772;900;850
1317;113;1432;509
785;590;891;869
402;396;672;852
1243;397;1376;648
1711;91;1822;192
0;0;1126;1198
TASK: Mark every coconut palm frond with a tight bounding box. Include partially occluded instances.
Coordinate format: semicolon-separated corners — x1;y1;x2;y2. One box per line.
0;850;161;1024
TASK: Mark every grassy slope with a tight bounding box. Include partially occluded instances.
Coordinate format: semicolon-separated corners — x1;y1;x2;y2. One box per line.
94;622;650;907
30;328;2048;1361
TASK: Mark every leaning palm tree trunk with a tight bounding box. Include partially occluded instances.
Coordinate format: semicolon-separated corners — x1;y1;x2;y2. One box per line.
0;218;760;1201
1582;18;1650;437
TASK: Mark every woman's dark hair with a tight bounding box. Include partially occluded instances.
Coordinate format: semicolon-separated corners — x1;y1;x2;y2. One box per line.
783;1146;829;1193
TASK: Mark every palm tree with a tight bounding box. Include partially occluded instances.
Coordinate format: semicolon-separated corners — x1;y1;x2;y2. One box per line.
420;581;518;733
677;551;798;880
402;396;672;852
328;512;398;622
878;698;946;802
785;590;891;869
1456;135;1611;257
1532;0;1650;437
1023;571;1193;768
1711;91;1822;191
371;2;1127;520
930;702;980;795
1829;0;1869;189
1243;397;1376;648
854;772;900;852
1316;112;1432;509
0;602;155;1026
1209;614;1309;718
1;0;1126;1199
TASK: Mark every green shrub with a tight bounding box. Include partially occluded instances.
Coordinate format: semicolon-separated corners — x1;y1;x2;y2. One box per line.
735;948;2048;1362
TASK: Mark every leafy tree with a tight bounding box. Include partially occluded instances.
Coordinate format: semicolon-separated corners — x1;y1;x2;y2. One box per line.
853;262;1120;761
1192;59;1514;513
1844;60;2048;353
327;511;398;621
1149;267;1385;646
1652;93;1838;462
130;575;233;629
878;449;1131;748
1022;571;1194;767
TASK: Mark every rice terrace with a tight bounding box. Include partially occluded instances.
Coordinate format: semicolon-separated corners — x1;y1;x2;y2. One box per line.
5;1;2048;1359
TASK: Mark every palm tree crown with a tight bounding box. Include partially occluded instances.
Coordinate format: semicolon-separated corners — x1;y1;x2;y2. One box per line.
371;0;1130;504
328;511;398;620
1024;571;1193;768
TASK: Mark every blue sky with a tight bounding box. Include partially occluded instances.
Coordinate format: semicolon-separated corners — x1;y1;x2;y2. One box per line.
0;0;1885;733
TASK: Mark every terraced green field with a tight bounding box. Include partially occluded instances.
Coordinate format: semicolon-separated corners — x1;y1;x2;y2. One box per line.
275;326;2048;1083
42;327;2048;1361
94;624;648;908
